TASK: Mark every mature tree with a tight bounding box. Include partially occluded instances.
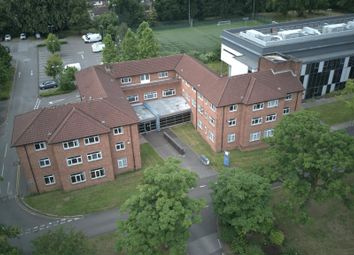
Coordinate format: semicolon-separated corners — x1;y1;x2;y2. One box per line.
32;227;95;255
59;67;76;91
102;34;119;64
338;79;354;125
95;12;120;40
120;28;138;61
67;0;91;30
0;45;12;67
211;169;273;239
266;111;354;221
46;33;61;54
137;22;159;59
154;0;186;21
110;0;144;28
45;53;63;80
116;158;204;255
0;224;20;255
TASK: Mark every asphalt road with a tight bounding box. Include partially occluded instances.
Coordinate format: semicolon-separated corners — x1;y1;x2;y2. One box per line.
0;37;223;255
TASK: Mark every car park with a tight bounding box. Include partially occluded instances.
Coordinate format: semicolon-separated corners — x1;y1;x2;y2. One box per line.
82;33;102;43
20;33;26;40
39;80;58;90
4;34;11;41
91;42;105;53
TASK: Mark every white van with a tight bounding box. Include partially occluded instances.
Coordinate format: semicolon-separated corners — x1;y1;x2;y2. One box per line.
82;33;102;43
64;63;81;71
92;42;105;53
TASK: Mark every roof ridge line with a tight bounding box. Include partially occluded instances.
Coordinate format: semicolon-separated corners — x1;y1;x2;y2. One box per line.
242;76;257;103
12;108;44;145
100;98;137;122
48;107;77;143
216;78;230;106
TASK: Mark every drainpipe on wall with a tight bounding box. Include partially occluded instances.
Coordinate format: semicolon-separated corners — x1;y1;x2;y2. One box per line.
129;125;136;169
220;106;225;151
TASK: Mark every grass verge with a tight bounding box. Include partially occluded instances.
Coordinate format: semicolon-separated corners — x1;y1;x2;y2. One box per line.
306;99;354;125
39;87;76;97
171;123;270;171
0;67;14;101
24;143;163;216
89;232;119;255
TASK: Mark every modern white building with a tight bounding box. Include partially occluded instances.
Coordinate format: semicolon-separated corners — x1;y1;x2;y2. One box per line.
221;15;354;99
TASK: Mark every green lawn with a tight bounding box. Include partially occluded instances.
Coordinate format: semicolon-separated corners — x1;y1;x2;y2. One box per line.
171;123;270;171
154;20;261;55
307;99;354;125
24;143;163;216
272;183;354;255
89;232;120;255
206;60;228;77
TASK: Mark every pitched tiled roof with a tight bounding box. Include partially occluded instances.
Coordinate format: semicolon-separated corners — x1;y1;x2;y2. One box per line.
13;54;303;147
12;99;137;146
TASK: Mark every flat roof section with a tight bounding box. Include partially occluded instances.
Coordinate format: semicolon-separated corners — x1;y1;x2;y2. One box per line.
133;96;191;122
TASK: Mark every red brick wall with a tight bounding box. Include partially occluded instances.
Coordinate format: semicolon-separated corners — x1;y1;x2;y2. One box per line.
118;71;177;86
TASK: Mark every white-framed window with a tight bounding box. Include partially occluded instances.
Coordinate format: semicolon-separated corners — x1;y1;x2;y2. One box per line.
121;77;132;84
265;114;277;122
39;158;51;168
90;168;105;179
267;100;279;108
197;105;204;114
118;157;128;169
162;89;176;97
158;71;168;78
197;92;203;101
264;129;274;138
208;131;215;143
210;103;216;112
71;172;86;184
144;91;157;100
66;155;82;166
127;95;139;103
115;142;125;151
34;142;46;151
87;151;102;162
63;139;79;150
192;87;196;93
84;135;100;145
250;132;261;142
285;93;292;101
253;103;264;111
44;175;55;185
283;107;290;115
227;133;236;143
251;117;262;126
197;120;203;129
113;126;124;135
228;118;236;127
209;116;215;126
140;73;150;83
229;104;237;112
191;99;196;107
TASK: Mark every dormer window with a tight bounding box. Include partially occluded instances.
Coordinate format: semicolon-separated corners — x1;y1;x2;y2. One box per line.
140;74;150;84
158;71;168;78
121;77;132;84
34;142;47;151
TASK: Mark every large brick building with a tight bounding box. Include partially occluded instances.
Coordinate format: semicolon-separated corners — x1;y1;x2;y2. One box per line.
12;54;303;193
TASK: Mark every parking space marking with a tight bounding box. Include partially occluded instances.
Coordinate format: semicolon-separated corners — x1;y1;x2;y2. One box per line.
81;54;84;60
4;143;8;158
18;72;21;78
7;182;10;195
1;164;4;177
34;98;40;110
30;70;33;76
199;185;207;188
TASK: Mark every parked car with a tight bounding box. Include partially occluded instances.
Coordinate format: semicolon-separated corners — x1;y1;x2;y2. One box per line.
39;80;58;90
64;63;81;71
4;34;11;41
35;33;41;39
20;33;26;40
91;42;105;53
81;33;102;43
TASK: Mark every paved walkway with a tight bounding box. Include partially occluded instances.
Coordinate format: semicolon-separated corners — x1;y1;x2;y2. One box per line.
143;130;217;179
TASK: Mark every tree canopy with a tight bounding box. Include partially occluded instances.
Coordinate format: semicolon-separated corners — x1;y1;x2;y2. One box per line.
116;158;204;255
110;0;144;28
45;53;63;80
137;22;159;59
46;34;61;54
120;28;139;61
32;227;95;255
266;111;354;221
102;34;120;64
0;224;20;255
212;168;274;237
